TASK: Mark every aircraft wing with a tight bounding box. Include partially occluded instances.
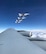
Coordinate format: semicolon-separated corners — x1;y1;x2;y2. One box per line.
31;41;46;51
0;28;46;54
18;30;46;51
18;13;23;17
24;13;30;16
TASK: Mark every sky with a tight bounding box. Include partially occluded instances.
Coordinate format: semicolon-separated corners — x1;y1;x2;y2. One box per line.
0;0;46;32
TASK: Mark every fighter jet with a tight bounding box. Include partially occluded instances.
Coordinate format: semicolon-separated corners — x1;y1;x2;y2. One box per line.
15;19;22;23
18;17;21;20
18;13;30;20
17;20;22;23
15;19;18;23
18;13;30;17
15;13;30;23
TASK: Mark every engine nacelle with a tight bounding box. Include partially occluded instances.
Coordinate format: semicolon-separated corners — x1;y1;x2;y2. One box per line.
17;30;32;37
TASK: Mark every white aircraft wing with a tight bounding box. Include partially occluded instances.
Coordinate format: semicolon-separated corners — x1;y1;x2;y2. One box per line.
18;13;23;17
24;13;30;16
0;28;46;54
22;16;26;19
31;41;46;51
17;31;46;51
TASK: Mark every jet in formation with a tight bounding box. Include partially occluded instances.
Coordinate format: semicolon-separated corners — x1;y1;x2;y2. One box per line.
15;13;30;23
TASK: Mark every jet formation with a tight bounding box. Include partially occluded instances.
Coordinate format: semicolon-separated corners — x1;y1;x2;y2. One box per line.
15;13;30;23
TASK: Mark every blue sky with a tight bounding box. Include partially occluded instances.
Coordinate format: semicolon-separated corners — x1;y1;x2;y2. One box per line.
0;0;46;32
